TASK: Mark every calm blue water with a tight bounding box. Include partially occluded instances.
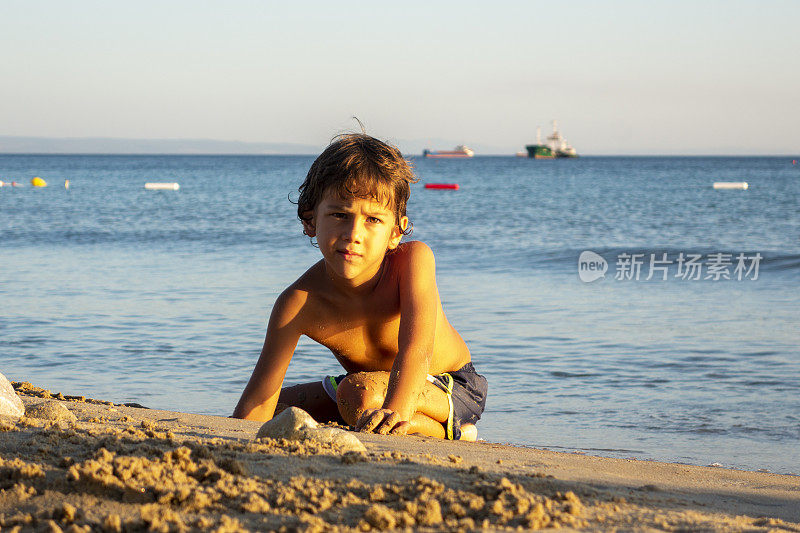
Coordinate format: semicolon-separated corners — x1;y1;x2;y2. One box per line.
1;154;798;474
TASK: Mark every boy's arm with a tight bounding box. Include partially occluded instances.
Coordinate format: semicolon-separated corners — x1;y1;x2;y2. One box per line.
357;242;438;434
232;289;305;421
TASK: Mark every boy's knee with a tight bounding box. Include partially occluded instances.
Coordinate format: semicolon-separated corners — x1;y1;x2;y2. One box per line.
336;372;388;425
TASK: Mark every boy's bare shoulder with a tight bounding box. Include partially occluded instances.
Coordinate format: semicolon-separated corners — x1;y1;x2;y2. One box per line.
394;240;435;262
390;241;435;275
273;261;326;313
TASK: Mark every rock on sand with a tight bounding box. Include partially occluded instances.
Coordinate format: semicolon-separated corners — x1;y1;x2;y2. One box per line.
301;426;367;453
0;372;25;418
25;401;78;422
256;407;366;453
256;407;319;439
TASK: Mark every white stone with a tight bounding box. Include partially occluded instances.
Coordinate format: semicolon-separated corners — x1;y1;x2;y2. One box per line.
256;407;319;440
326;429;368;453
299;426;341;444
0;372;25;418
299;427;367;452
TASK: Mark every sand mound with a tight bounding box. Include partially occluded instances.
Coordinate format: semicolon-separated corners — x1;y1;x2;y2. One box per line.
25;401;78;423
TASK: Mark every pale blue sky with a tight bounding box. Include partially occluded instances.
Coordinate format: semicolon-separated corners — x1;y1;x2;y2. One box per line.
2;1;798;154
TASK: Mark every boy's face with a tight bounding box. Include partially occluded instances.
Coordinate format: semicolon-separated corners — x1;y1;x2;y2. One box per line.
304;190;408;286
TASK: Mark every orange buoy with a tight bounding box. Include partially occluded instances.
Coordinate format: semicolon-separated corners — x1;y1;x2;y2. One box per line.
424;183;459;190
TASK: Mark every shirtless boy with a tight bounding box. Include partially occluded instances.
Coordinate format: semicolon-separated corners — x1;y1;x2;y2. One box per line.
232;134;487;440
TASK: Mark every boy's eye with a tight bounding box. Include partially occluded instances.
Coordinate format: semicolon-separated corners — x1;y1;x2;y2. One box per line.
331;212;347;219
367;217;382;224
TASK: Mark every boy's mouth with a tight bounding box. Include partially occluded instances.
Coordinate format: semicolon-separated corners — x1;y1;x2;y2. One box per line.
337;249;361;260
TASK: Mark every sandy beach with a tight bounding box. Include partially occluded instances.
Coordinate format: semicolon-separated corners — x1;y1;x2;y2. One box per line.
1;382;798;532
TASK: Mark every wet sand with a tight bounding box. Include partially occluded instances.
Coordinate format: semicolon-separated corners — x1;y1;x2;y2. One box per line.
1;382;798;532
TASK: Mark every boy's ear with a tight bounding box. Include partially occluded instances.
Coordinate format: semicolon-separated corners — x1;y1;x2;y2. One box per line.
301;211;316;237
388;216;408;250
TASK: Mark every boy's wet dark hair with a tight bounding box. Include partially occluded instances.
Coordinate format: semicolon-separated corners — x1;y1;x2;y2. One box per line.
297;134;416;234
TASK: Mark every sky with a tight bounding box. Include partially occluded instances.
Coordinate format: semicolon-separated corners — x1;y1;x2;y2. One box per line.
2;1;799;155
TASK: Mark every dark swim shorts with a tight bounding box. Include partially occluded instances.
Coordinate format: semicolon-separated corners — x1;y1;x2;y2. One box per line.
322;362;488;440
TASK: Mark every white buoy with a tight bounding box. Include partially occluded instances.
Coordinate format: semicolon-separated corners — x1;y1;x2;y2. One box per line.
713;182;748;190
144;182;180;191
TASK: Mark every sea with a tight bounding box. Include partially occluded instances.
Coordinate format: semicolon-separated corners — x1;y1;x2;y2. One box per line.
1;154;798;474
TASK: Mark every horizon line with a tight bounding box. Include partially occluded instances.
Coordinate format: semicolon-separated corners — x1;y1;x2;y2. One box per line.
0;152;797;158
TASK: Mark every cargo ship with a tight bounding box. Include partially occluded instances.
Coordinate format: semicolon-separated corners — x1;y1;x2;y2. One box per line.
525;121;578;158
422;145;474;158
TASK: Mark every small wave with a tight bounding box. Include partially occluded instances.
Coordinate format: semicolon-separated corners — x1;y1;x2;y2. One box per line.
538;444;646;454
740;350;780;357
741;380;791;387
0;337;48;347
762;253;800;272
526;335;574;343
550;371;598;378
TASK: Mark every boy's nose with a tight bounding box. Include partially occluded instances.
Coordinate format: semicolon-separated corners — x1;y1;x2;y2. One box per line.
342;219;364;243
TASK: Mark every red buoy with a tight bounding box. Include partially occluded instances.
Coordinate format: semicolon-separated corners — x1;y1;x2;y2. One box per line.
424;183;459;190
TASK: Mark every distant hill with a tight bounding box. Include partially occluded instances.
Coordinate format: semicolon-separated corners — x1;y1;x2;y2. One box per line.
0;136;323;155
0;135;517;156
5;135;791;157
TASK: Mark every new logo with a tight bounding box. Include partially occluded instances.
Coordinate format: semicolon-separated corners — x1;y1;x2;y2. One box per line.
578;251;607;283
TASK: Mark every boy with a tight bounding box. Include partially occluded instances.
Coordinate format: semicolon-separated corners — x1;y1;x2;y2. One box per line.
232;134;487;440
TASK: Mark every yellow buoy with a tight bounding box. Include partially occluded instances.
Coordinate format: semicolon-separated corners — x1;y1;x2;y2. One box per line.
31;177;47;187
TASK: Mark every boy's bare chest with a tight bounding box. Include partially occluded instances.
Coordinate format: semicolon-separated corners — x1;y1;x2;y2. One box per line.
304;291;401;369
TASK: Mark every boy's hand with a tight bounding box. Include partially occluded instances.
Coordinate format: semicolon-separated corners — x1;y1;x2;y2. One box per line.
355;408;411;435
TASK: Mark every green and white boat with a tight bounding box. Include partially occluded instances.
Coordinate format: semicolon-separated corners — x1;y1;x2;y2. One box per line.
525;121;578;158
